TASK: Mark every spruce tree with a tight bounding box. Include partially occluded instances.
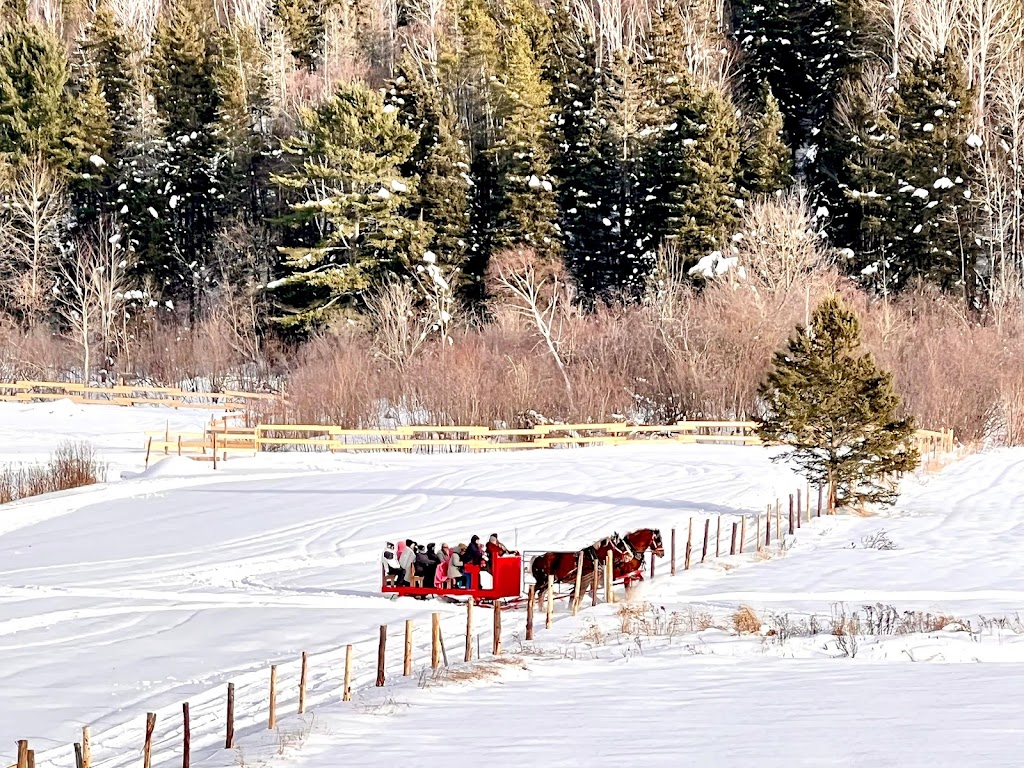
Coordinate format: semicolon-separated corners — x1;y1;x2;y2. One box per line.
271;84;430;330
0;21;72;168
490;0;560;260
742;86;793;195
146;0;230;305
757;295;919;509
547;2;622;297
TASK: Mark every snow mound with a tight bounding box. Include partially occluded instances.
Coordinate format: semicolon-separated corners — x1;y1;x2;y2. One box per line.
121;456;214;480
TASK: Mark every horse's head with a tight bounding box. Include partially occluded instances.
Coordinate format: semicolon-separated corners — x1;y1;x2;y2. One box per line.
651;528;665;557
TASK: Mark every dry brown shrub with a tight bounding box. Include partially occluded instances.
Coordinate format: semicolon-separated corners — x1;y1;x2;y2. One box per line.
0;440;104;505
732;605;762;634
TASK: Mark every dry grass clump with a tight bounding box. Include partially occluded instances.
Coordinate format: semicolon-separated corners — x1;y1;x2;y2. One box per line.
731;605;762;634
0;440;104;505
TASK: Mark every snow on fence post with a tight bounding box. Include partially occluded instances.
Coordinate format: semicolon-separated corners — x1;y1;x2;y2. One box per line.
343;645;353;701
431;614;441;669
74;743;83;768
182;703;190;768
547;575;555;627
82;728;90;768
299;651;309;712
526;587;535;641
701;519;710;563
465;600;474;662
715;517;721;557
730;522;738;555
403;621;413;676
492;601;502;655
684;519;693;570
571;552;584;615
789;494;795;535
143;713;156;768
740;516;746;554
378;625;389;684
268;666;278;727
670;528;677;576
225;683;235;748
16;741;27;768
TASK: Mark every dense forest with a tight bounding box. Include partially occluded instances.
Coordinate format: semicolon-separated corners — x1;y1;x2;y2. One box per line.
0;0;1023;441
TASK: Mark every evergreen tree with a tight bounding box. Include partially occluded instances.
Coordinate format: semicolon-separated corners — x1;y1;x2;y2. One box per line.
390;57;473;284
271;84;430;330
889;52;978;298
146;0;230;305
742;86;793;195
274;0;324;70
490;0;560;260
757;295;919;509
0;21;72;168
547;2;622;297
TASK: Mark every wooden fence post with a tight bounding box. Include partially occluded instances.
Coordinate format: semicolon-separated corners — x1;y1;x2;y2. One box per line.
765;505;771;546
789;494;795;535
684;519;693;570
797;488;802;526
431;613;441;669
465;600;474;661
492;602;502;655
144;437;152;469
604;550;613;603
268;666;278;728
25;752;33;768
343;645;353;702
670;527;677;575
547;575;555;627
730;522;738;555
739;516;746;554
571;551;584;615
212;432;218;470
82;727;90;768
526;587;535;641
74;744;84;768
144;712;156;768
715;516;721;557
701;519;710;562
16;741;27;768
299;651;308;713
377;625;388;684
225;683;235;749
817;486;823;517
775;500;781;539
182;703;190;768
404;620;413;676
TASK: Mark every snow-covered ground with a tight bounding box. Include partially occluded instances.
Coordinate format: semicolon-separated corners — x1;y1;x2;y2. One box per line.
0;401;1022;767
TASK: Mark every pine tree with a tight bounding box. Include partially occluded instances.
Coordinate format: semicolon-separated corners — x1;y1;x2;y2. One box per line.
889;52;978;298
146;0;230;305
274;0;325;70
742;86;793;195
547;2;622;297
0;21;72;168
490;0;560;260
757;295;919;509
271;84;430;330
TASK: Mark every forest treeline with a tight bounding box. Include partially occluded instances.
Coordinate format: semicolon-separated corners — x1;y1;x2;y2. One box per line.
1;0;1023;442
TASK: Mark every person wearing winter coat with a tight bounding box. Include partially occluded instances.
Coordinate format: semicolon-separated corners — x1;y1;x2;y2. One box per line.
485;533;510;572
425;543;441;587
447;545;465;588
398;538;417;586
436;544;454;589
381;542;402;586
464;535;484;568
414;545;432;588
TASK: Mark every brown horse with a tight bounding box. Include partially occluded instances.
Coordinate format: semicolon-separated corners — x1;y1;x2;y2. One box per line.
531;533;627;600
615;528;665;586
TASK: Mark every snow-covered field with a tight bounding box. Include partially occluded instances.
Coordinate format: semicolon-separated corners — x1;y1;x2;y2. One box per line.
1;401;1022;767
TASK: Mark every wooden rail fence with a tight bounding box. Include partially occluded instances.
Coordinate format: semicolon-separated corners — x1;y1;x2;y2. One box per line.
0;380;280;412
144;419;955;465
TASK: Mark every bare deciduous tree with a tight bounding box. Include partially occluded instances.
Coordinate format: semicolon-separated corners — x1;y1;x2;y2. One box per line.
0;158;67;326
496;253;574;396
365;279;430;369
55;217;136;383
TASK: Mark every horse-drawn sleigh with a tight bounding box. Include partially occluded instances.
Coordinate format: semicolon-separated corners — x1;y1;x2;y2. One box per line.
380;528;664;608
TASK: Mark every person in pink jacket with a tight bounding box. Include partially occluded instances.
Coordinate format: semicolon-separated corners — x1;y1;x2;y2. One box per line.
436;544;453;588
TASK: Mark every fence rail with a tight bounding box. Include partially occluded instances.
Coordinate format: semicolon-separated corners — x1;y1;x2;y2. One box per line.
144;419;955;465
0;380;280;412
